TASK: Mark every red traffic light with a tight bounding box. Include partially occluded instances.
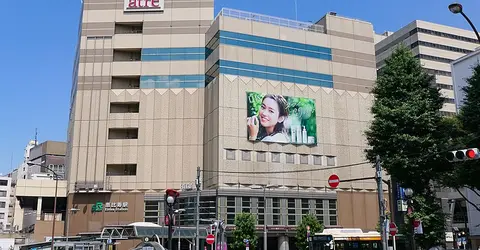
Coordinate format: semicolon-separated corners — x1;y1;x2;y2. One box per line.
466;149;476;159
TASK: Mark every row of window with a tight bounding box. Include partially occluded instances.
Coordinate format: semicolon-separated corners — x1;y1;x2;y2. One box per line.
424;68;452;77
437;83;454;90
411;41;473;54
205;60;334;87
225;149;336;166
440;111;456;117
140;75;205;88
217;31;332;61
415;54;453;64
141;47;206;61
144;196;338;226
411;27;479;44
443;97;455;104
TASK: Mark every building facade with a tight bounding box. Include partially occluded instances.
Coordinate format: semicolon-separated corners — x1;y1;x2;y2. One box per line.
375;20;479;116
67;1;384;249
451;48;480;111
0;177;12;232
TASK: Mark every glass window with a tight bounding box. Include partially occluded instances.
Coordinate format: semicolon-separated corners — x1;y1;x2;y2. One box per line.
242;151;251;161
0;202;5;208
0;191;7;197
0;180;8;186
329;200;337;225
272;198;280;225
286;154;295;164
258;197;265;225
314;155;322;165
242;197;251;213
300;155;309;164
227;196;236;225
288;198;296;225
226;149;236;160
326;156;336;166
257;152;266;162
315;199;324;224
271;153;280;163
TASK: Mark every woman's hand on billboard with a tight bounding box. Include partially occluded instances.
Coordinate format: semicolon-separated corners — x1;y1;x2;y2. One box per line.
247;116;259;140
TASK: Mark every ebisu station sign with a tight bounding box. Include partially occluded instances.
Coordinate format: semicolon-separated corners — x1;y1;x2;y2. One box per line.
124;0;164;12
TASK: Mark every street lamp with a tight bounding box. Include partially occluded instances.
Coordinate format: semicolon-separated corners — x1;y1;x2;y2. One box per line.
448;2;480;42
175;209;186;250
165;189;180;250
27;161;59;250
404;188;416;250
251;184;278;250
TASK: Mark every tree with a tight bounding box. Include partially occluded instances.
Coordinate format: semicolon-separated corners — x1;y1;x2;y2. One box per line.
365;45;449;192
364;45;448;247
230;213;258;250
295;214;324;250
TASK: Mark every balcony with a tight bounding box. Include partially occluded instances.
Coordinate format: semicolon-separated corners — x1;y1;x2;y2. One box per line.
74;180;111;193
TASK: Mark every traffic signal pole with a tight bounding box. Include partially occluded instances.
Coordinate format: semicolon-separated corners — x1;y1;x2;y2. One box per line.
195;167;201;250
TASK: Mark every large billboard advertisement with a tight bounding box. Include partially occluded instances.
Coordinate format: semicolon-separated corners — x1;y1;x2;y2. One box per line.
124;0;164;12
246;92;317;145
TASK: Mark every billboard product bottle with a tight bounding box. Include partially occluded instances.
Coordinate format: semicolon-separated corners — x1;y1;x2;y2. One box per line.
291;127;296;143
302;126;308;144
296;125;302;144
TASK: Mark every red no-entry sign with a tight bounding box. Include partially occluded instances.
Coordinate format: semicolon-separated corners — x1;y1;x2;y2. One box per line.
389;222;398;236
328;174;340;188
206;234;215;245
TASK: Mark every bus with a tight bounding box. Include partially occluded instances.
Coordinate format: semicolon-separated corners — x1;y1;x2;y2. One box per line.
309;228;382;250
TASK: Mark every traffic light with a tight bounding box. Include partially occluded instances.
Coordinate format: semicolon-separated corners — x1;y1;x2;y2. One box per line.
165;188;180;206
446;148;479;162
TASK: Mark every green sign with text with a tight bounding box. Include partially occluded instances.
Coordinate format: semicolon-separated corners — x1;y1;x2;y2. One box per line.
92;202;103;213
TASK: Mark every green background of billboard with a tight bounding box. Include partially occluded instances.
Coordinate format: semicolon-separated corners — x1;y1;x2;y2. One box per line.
246;92;317;145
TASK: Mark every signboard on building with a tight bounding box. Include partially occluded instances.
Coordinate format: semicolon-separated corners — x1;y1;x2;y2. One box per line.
246;92;317;145
91;202;129;212
124;0;164;12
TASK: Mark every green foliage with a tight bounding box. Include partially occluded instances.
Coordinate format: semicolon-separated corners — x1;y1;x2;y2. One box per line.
365;45;449;191
295;214;324;250
365;45;448;247
230;213;258;250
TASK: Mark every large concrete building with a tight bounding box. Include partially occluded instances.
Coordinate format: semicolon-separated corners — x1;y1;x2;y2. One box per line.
66;0;384;249
375;20;479;116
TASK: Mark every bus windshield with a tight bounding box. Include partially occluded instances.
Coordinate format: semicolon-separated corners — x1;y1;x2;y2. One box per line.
310;235;334;250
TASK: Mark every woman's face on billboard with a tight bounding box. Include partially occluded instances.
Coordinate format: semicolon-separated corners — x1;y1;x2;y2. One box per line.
259;97;284;128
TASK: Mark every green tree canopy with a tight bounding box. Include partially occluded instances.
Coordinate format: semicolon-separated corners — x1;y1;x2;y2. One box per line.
230;213;258;250
295;214;324;250
365;45;448;247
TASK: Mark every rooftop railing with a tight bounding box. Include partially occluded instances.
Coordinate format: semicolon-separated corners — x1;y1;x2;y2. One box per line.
217;8;325;34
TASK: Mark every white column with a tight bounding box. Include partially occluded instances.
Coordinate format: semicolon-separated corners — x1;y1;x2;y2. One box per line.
36;197;42;220
277;236;289;250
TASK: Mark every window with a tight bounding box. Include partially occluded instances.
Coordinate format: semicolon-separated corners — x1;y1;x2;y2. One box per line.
415;54;453;64
314;155;322;165
301;199;310;215
0;180;8;186
0;213;5;219
226;149;236;160
414;27;479;44
286;154;295;164
257;152;266;162
300;155;309;164
115;22;143;34
258;197;265;225
326;156;336;166
271;153;280;163
0;202;6;208
315;199;324;224
106;164;137;176
242;197;251;213
144;200;163;224
272;198;281;225
113;49;141;61
111;76;140;89
329;200;337;225
411;41;473;54
288;198;296;225
443;98;455;104
0;191;6;197
242;151;251;161
110;102;140;113
437;84;454;90
440;111;456;117
108;128;138;139
227;197;236;224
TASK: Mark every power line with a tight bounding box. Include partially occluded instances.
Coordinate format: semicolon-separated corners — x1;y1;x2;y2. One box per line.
201;161;370;175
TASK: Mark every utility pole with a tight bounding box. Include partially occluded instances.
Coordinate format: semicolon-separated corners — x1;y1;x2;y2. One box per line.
195;166;201;250
376;156;388;250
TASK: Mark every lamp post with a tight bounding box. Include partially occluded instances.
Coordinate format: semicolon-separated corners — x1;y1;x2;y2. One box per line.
448;3;480;42
175;209;186;250
251;184;277;250
166;189;180;250
404;188;415;250
27;161;59;250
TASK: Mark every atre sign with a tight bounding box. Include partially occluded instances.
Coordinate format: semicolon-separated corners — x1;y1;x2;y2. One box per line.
124;0;164;12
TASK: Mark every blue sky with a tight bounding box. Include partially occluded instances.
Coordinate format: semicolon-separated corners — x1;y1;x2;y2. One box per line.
0;0;478;173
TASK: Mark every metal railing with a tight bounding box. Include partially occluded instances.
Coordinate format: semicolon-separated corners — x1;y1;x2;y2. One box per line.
216;8;325;34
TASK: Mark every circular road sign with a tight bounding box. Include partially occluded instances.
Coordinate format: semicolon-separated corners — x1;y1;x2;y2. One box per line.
328;174;340;188
389;222;398;236
206;234;215;245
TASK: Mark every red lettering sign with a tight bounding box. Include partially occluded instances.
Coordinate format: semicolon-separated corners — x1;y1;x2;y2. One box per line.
125;0;162;11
